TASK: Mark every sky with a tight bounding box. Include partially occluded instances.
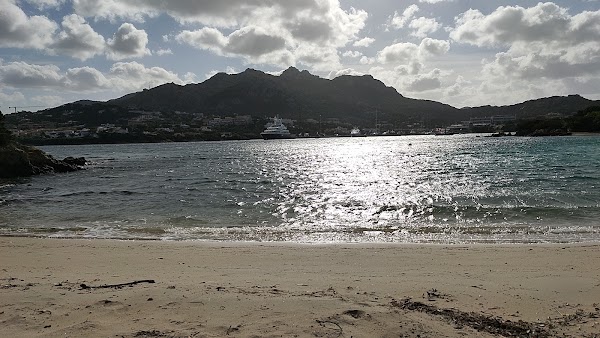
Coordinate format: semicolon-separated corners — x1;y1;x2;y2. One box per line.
1;0;599;113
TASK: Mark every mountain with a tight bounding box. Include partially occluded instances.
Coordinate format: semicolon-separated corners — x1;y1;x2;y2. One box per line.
460;94;597;119
109;67;461;125
5;68;598;131
107;67;598;125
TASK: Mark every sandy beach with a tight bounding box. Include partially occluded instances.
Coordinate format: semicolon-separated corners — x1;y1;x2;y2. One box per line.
1;237;599;337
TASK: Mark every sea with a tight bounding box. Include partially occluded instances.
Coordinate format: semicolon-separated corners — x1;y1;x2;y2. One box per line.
1;134;599;243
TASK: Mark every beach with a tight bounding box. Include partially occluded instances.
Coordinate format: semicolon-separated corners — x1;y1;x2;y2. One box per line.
1;237;599;337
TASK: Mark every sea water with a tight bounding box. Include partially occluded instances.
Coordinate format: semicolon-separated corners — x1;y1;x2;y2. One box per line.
1;135;599;243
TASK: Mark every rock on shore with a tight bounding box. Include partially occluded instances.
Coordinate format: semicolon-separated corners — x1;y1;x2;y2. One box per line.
0;143;86;178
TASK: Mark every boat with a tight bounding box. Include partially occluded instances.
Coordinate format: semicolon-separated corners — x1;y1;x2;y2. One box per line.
350;127;366;137
261;116;295;140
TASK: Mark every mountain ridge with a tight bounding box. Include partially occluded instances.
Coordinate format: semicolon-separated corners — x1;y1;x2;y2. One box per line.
106;67;597;125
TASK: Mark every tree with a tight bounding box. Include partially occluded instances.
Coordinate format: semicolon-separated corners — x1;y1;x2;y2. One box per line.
0;111;13;146
569;106;600;132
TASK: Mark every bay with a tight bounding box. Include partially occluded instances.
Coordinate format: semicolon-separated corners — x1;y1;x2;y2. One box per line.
1;134;599;243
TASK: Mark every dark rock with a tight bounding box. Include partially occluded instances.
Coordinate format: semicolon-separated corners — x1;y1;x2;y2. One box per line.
0;143;86;178
63;156;87;166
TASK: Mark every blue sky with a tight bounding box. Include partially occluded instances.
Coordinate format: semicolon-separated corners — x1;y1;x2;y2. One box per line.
1;0;599;112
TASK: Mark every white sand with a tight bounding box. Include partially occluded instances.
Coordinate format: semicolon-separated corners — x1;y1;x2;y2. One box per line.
1;237;599;337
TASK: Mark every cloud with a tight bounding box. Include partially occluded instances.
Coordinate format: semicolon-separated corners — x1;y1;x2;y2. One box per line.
360;56;374;65
0;0;57;49
108;62;182;90
353;37;375;47
0;60;189;93
390;4;419;29
419;38;450;56
176;26;287;62
0;90;25;105
68;0;368;70
49;14;105;60
225;26;287;57
106;23;150;60
395;61;423;76
342;50;362;58
409;17;441;38
31;95;66;107
327;68;364;79
24;0;66;10
419;0;453;3
377;43;420;64
0;61;63;87
376;38;449;64
0;3;154;62
404;68;442;92
176;27;227;53
450;3;572;48
205;66;238;79
285;18;333;43
63;66;110;90
450;2;600;81
155;48;173;56
444;75;470;97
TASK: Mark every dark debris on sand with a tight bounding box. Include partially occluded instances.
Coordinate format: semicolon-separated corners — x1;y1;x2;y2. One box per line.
391;298;550;337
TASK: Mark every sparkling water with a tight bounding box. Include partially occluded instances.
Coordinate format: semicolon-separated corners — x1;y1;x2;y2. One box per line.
1;135;599;243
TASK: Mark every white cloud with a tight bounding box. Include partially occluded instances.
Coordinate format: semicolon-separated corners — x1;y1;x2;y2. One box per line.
106;23;150;60
176;27;228;53
63;66;110;90
0;3;154;61
377;42;419;64
419;0;453;3
450;3;600;82
49;14;105;60
419;38;450;56
450;3;572;48
176;26;288;64
390;4;419;29
444;75;470;97
0;90;25;106
404;68;442;92
0;60;188;93
296;45;340;71
24;0;65;10
0;0;57;49
409;17;441;38
108;62;181;91
205;66;238;80
31;95;65;107
342;50;362;58
353;37;375;47
225;26;287;57
69;0;368;70
359;56;374;65
0;61;63;87
395;61;423;76
376;38;449;64
155;48;173;56
328;68;364;79
183;71;198;83
71;0;156;23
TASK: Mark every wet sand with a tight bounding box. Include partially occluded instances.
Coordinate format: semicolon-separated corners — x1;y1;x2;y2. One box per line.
1;237;599;337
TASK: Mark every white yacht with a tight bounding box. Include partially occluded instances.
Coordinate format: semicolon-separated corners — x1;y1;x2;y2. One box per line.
350;127;366;137
261;116;295;140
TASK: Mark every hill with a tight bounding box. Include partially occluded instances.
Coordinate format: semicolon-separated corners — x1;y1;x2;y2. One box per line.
108;67;598;125
109;67;461;126
4;68;599;139
460;95;597;119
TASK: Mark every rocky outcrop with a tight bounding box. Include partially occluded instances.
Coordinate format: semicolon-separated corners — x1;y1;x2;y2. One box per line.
0;143;86;178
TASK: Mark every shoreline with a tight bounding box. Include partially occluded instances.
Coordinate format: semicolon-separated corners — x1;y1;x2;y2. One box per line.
2;237;599;337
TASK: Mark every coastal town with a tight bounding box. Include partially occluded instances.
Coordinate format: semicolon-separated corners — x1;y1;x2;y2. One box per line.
3;103;529;144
